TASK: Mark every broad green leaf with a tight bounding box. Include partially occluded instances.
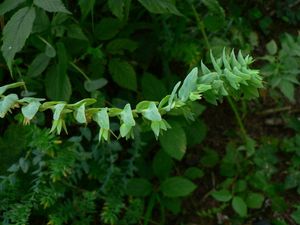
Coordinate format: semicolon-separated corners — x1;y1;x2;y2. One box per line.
160;177;196;198
79;0;95;18
84;79;108;92
266;40;278;55
0;0;25;15
185;119;207;146
27;53;50;77
184;167;204;180
106;38;138;54
200;148;219;168
126;178;153;197
0;94;18;118
138;0;182;16
45;43;72;101
33;0;70;13
67;24;88;41
94;18;122;41
142;73;167;101
45;65;72;101
152;150;173;180
1;7;36;73
246;193;264;209
279;79;295;102
232;196;247;217
159;123;187;160
108;0;124;19
211;189;232;202
179;68;198;101
109;59;137;91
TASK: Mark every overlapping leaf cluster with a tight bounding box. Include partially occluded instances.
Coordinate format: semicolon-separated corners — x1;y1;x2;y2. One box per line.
0;50;262;141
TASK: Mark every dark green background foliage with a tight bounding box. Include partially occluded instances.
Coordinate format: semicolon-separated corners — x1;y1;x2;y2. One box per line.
0;0;300;224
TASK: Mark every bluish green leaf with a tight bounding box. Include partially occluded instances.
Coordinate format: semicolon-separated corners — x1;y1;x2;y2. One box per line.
1;7;36;73
74;104;86;124
0;94;18;118
161;177;196;197
21;100;42;120
33;0;70;13
109;59;137;91
0;82;24;95
178;67;198;101
84;78;108;92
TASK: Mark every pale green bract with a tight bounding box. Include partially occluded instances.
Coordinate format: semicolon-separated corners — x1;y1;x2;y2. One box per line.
0;50;262;140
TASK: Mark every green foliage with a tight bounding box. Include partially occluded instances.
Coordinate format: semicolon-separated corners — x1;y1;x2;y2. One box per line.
1;0;299;224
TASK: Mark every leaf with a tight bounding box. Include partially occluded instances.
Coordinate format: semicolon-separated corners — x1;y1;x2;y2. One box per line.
291;207;300;224
1;7;36;73
211;189;232;202
142;102;161;121
200;149;219;168
94;18;123;41
152;150;173;180
84;79;108;92
74;104;86;124
202;0;225;19
0;0;25;15
21;100;42;120
160;176;196;198
232;196;247;217
106;38;138;54
159;123;187;160
0;94;18;118
79;0;95;18
19;157;29;173
27;53;50;77
141;73;167;100
279;80;295;102
266;40;278;55
45;65;72;101
0;82;24;95
108;0;124;19
246;193;264;209
184;167;204;180
126;178;153;197
185;119;207;146
33;0;70;13
109;59;137;91
138;0;182;16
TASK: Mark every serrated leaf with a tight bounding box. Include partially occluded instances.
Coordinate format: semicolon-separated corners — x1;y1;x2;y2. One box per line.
27;53;50;77
1;7;36;73
159;123;186;160
79;0;95;18
109;59;137;91
138;0;182;16
161;177;196;197
0;0;25;15
232;196;247;217
211;189;232;202
108;0;124;19
33;0;70;13
126;178;153;197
